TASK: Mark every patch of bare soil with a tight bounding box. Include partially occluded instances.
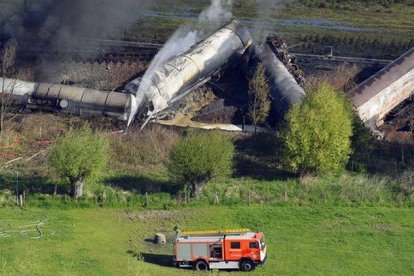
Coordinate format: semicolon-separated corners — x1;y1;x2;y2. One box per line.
193;98;241;124
382;95;414;144
124;210;187;221
304;62;360;91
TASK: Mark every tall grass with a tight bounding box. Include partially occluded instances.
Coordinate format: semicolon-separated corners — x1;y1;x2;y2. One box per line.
1;172;413;209
202;174;411;207
110;124;180;172
1;113;413;209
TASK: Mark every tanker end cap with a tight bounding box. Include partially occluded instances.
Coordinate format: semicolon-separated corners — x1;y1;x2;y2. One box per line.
225;20;253;48
127;94;139;127
59;99;69;109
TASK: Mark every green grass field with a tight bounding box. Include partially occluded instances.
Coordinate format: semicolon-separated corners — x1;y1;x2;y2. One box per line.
131;0;414;58
1;206;413;275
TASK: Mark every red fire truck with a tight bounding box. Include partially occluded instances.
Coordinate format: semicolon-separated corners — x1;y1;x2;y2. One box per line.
173;228;267;271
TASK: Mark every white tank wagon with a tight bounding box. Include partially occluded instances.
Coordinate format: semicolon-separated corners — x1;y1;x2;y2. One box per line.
252;43;306;116
0;78;138;122
350;47;414;134
127;20;253;118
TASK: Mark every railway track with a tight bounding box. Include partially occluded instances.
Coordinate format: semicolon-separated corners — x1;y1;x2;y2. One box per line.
291;52;392;66
14;38;162;63
18;49;157;63
7;37;393;65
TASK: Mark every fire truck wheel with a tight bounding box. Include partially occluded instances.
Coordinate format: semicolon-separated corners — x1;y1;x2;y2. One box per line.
194;260;209;271
240;259;255;272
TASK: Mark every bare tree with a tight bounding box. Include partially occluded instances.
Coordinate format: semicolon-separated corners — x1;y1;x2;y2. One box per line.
247;64;271;131
1;38;18;140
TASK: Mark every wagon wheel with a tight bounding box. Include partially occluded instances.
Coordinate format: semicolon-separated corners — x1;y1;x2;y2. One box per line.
290;63;299;71
295;70;305;78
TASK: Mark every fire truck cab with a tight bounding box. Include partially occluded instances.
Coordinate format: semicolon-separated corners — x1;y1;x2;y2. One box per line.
173;229;267;271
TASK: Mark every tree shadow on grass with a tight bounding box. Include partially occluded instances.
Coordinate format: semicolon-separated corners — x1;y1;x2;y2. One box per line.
234;133;296;181
104;175;180;194
234;129;414;181
0;173;67;194
233;153;295;181
349;139;414;177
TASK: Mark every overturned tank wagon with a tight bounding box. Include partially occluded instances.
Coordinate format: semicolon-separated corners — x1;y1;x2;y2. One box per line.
0;78;137;122
252;43;306;116
350;47;414;135
126;20;253;119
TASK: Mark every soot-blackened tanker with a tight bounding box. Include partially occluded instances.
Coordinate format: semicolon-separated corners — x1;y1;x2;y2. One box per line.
126;20;253;121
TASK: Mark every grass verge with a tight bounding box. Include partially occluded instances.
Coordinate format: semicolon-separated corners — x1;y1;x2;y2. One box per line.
0;206;413;275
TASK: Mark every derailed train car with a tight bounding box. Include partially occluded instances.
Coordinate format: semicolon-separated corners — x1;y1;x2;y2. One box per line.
350;47;414;135
0;21;261;125
127;20;254;118
252;43;305;116
1;20;306;126
0;78;137;122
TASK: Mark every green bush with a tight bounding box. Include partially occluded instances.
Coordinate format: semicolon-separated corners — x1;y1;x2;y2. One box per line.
49;125;109;199
168;131;234;198
280;83;354;174
0;190;15;207
247;64;271;130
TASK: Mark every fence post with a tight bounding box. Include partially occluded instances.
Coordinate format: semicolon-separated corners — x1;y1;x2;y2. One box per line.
15;171;19;206
247;189;251;206
214;192;219;205
19;194;23;207
102;190;106;203
145;192;149;207
184;187;188;205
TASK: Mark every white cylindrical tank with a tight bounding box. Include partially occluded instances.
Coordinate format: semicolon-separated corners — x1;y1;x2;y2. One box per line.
0;78;137;122
129;20;253;116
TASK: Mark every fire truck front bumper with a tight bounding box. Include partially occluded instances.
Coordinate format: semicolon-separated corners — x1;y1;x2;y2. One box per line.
258;246;267;266
260;254;268;266
260;254;267;265
259;246;267;266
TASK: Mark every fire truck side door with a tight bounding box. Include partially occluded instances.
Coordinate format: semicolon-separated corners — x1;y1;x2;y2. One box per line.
209;244;223;260
226;241;242;260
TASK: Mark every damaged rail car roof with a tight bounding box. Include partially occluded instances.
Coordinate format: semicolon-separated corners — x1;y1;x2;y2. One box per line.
350;47;414;133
